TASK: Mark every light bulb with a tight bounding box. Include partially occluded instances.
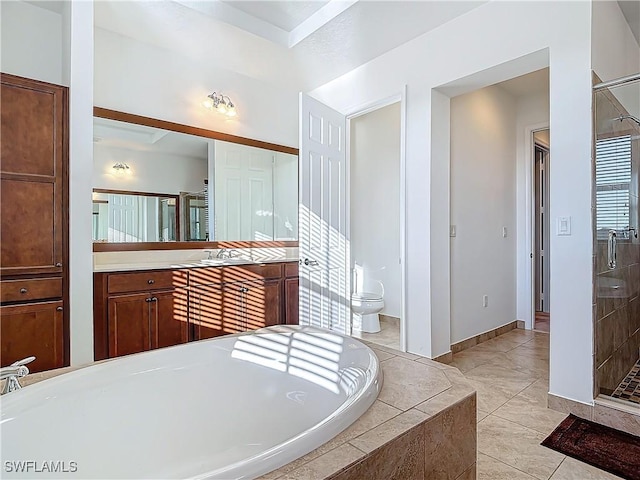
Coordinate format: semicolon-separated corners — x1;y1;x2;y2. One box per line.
226;106;237;117
216;102;227;114
202;97;214;109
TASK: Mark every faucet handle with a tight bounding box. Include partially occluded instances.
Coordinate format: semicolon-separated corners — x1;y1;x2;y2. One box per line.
10;356;35;377
203;249;214;260
11;356;35;368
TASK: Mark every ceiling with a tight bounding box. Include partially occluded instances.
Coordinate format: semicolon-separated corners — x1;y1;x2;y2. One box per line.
93;1;487;91
497;68;550;98
617;0;640;45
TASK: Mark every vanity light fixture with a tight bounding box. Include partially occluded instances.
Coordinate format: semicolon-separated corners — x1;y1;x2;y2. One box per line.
112;162;130;174
202;92;237;117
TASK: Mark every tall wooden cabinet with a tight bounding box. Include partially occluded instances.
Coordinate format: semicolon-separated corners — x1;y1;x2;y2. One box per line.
0;73;69;373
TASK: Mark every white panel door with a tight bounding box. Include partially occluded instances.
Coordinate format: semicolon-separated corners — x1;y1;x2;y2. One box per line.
215;143;274;241
299;93;349;334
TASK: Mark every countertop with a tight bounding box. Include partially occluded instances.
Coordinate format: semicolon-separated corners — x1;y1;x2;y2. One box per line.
93;257;299;273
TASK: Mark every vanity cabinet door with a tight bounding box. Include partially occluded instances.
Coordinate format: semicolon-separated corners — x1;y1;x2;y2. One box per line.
0;301;64;372
151;289;189;349
285;277;299;325
191;282;243;339
107;292;152;358
244;278;282;331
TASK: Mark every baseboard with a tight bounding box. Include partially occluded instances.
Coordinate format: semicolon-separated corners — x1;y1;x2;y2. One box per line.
547;393;594;421
451;320;521;354
433;351;453;364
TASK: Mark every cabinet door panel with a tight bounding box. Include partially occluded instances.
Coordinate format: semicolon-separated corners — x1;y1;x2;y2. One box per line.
0;301;64;373
245;279;282;331
285;277;299;325
108;293;151;358
1;79;62;177
192;283;223;340
221;284;245;334
151;289;188;349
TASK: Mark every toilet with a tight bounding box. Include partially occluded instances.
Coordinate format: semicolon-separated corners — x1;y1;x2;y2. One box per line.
351;292;384;333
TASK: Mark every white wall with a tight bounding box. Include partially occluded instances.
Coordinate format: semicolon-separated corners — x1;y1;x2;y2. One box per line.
450;85;517;343
94;28;299;149
93;146;207;195
0;1;63;85
311;1;594;404
350;102;402;318
515;91;550;328
67;1;95;366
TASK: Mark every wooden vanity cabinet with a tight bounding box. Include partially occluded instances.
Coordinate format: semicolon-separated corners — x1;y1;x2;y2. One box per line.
189;264;283;340
95;262;297;360
94;270;189;360
0;73;69;373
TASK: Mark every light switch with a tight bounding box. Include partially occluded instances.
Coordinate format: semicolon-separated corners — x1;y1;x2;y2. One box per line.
557;216;571;236
502;227;508;238
450;225;456;237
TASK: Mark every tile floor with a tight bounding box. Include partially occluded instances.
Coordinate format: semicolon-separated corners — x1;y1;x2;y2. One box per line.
447;328;622;479
352;321;627;477
351;315;400;350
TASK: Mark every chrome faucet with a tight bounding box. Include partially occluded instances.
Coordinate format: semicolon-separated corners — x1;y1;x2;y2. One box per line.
1;356;35;394
217;248;237;259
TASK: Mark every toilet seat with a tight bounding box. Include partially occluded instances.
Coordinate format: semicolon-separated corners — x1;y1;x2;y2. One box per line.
352;292;383;302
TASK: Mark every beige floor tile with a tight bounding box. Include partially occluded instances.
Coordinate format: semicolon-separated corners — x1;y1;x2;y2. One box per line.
477;415;565;480
477;409;490;423
450;348;506;373
464;363;536;395
494;329;538;345
477;452;538;480
464;377;518;413
492;391;567;435
549;457;623;480
468;336;525;353
377;357;451;410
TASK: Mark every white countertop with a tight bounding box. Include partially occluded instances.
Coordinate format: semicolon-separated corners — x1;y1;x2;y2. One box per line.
93;257;298;273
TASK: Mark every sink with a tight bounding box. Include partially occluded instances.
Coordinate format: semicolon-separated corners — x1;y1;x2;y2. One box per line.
199;258;249;266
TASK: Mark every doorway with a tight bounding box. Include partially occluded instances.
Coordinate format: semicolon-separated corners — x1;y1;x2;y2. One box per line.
347;101;403;350
533;129;550;332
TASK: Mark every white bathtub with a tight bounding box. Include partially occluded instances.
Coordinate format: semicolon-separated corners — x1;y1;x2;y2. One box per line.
1;325;382;479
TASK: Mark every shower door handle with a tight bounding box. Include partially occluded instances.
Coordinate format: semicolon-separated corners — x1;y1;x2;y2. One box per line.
608;229;617;269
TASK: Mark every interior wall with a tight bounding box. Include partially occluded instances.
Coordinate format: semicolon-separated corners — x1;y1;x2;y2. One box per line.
94;28;299;149
93;145;207;195
515;90;550;328
0;1;64;85
350;102;402;318
311;0;595;404
450;85;517;343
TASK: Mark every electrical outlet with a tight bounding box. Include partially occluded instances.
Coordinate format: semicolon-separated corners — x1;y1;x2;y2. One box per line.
483;295;488;307
502;226;508;238
450;225;456;237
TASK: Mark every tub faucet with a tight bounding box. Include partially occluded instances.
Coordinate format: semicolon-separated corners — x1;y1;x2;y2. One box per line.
1;356;35;394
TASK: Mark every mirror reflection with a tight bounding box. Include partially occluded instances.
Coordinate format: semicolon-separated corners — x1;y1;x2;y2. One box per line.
92;116;298;243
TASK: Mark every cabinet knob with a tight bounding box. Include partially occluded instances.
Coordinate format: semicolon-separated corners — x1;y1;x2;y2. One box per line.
20;288;27;294
148;279;155;285
56;306;63;312
151;297;158;302
145;298;152;303
55;263;62;267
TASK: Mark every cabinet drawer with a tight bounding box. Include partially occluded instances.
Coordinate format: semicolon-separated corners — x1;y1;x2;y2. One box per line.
1;278;63;303
223;263;283;282
284;262;299;278
189;263;283;286
108;270;187;294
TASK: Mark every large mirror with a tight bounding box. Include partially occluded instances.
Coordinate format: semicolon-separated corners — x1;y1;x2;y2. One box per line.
92;110;298;247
